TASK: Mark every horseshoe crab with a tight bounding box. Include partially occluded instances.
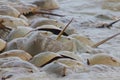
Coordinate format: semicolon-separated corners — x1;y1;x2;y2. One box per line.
87;53;120;66
5;30;92;56
34;25;68;36
0;15;29;40
0;50;32;61
42;61;69;76
70;34;95;46
6;27;33;41
1;0;38;15
31;18;65;28
0;15;29;28
29;52;62;67
0;4;20;17
42;58;84;76
56;58;83;68
31;0;59;10
0;4;28;21
0;57;39;75
30;18;76;35
0;39;6;52
57;51;82;61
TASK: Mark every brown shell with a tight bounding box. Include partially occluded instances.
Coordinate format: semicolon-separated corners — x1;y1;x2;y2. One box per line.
87;53;120;66
30;52;62;67
0;50;32;61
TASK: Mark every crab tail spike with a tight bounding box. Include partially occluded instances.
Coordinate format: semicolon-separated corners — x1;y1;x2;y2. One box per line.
106;18;120;28
33;11;65;17
92;33;120;48
56;18;74;40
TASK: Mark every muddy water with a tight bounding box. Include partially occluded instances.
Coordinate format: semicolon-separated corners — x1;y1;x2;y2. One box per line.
12;0;120;80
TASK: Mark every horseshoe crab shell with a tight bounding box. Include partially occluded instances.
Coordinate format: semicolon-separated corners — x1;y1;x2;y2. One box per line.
0;50;32;61
56;58;84;68
31;18;76;35
0;57;38;72
0;5;20;17
26;30;54;38
32;0;59;10
42;61;69;77
3;0;38;15
35;25;68;36
31;18;65;28
30;52;62;67
6;27;33;41
70;34;94;46
42;59;84;76
57;51;82;61
0;39;6;52
0;15;29;28
50;35;93;53
87;53;120;66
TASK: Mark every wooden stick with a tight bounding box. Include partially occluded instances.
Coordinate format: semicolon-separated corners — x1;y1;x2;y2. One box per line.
56;18;73;40
92;33;120;48
33;11;65;17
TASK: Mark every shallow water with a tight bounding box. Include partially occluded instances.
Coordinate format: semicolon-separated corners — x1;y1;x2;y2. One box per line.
2;0;120;80
56;0;120;80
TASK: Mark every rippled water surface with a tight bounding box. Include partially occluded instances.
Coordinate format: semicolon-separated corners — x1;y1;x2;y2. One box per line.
58;0;120;79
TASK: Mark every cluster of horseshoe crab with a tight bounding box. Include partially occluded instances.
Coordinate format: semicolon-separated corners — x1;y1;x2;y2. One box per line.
0;0;120;79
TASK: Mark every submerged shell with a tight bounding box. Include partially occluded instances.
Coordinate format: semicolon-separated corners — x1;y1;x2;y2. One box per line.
3;0;38;14
70;34;94;46
0;39;6;52
30;52;62;67
0;57;38;72
42;61;69;76
0;50;32;61
50;35;93;53
6;27;33;41
56;58;83;68
87;53;120;66
32;0;59;10
0;15;29;28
